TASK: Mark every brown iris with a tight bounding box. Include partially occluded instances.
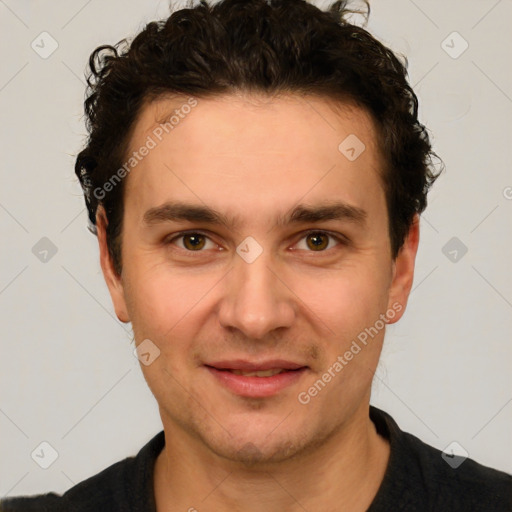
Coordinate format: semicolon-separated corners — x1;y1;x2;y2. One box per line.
180;233;330;251
306;232;329;251
183;234;206;250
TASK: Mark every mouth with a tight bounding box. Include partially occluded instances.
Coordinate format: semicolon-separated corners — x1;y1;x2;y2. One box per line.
215;368;292;377
204;361;308;398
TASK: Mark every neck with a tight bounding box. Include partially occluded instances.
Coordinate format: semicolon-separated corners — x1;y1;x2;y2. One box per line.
154;403;390;512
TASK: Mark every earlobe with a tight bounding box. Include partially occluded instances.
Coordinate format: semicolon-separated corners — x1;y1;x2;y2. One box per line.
386;214;420;324
96;207;131;323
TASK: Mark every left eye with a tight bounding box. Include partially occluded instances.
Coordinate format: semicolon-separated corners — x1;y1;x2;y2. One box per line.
166;231;344;253
295;231;342;252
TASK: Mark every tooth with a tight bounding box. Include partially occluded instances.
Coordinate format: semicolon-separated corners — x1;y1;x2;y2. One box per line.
230;369;285;377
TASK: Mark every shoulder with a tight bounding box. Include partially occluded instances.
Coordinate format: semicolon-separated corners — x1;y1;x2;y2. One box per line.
401;429;512;510
0;493;63;512
0;457;135;512
369;406;512;511
0;430;164;512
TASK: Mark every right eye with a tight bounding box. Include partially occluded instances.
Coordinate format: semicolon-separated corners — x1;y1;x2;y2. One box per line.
165;231;218;252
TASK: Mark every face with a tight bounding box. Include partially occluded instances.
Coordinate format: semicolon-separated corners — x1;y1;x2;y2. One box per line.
98;93;418;465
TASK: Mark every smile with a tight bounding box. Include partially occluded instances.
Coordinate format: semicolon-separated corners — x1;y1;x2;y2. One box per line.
204;365;308;398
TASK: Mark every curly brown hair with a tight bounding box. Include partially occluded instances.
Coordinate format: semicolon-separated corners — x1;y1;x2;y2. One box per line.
75;0;441;276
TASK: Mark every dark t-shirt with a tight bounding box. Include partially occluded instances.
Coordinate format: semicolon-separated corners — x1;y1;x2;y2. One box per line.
1;406;511;511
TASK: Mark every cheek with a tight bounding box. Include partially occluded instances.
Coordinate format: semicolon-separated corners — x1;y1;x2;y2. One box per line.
294;264;391;337
301;268;390;398
123;260;222;339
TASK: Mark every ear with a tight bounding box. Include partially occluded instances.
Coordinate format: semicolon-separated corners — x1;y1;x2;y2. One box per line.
386;214;420;324
96;207;131;323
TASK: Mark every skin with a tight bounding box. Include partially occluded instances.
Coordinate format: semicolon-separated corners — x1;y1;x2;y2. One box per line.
96;92;419;511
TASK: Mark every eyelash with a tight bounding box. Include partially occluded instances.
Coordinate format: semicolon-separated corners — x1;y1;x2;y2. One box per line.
165;230;348;254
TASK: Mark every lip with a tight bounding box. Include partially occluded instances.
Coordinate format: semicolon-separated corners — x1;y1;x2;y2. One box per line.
204;365;308;398
205;359;306;371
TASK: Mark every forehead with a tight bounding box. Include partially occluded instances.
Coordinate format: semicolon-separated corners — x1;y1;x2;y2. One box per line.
136;92;380;158
122;92;386;226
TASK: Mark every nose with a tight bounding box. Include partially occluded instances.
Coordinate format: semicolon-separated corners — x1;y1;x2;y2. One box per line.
217;249;295;340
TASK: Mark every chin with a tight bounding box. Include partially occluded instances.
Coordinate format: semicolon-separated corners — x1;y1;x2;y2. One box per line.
211;437;306;467
197;420;323;467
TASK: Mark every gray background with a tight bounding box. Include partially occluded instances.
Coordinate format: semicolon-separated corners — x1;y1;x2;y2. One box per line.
1;0;511;497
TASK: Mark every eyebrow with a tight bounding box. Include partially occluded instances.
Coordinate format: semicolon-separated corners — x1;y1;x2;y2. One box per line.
142;200;367;229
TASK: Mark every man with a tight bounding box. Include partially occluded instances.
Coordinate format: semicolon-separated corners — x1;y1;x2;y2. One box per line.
1;0;511;510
